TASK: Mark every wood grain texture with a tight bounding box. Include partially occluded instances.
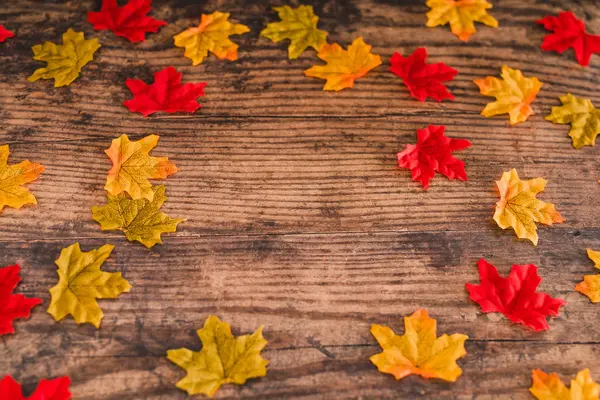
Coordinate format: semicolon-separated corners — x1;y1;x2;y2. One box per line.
1;0;600;398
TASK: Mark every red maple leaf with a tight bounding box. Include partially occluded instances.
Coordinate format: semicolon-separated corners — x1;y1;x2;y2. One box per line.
389;48;458;102
397;125;471;189
0;376;71;400
466;259;566;332
537;11;600;67
0;25;15;43
123;66;207;117
88;0;166;43
0;265;42;336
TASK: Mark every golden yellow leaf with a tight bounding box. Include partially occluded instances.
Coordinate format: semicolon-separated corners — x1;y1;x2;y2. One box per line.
304;37;381;91
576;249;600;303
28;28;100;87
91;185;184;248
47;243;131;329
105;134;177;201
426;0;498;41
0;144;45;214
174;11;250;66
546;93;600;148
474;65;543;125
167;315;268;397
530;369;599;400
370;308;468;382
260;5;328;59
493;169;564;246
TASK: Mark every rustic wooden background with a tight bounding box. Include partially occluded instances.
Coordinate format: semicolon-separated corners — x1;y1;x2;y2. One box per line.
1;0;600;398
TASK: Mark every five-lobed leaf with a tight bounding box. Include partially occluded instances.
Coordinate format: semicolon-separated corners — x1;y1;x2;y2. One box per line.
493;169;564;245
174;11;250;66
0;25;14;43
260;5;328;59
92;185;184;248
370;308;468;382
530;369;599;400
167;315;268;398
546;93;600;148
576;249;600;303
0;265;42;336
466;259;565;331
88;0;166;43
0;144;45;214
474;65;543;125
304;37;381;91
426;0;498;42
28;28;100;87
0;375;71;400
104;134;177;200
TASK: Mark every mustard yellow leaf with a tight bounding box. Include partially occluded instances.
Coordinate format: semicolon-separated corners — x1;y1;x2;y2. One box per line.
28;28;100;87
370;308;468;382
426;0;498;41
260;5;328;59
104;134;177;201
493;169;564;246
474;65;543;125
91;185;184;248
47;243;131;329
174;11;250;66
546;93;600;148
576;249;600;303
0;145;45;214
167;315;268;397
304;37;381;91
530;369;600;400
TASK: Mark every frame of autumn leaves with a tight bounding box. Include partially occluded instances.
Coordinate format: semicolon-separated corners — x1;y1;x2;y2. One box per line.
1;0;600;399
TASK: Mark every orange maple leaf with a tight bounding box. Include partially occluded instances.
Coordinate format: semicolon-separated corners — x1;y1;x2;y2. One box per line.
530;369;599;400
0;145;45;213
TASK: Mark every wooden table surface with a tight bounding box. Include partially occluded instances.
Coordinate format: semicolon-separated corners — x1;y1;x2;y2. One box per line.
1;0;600;399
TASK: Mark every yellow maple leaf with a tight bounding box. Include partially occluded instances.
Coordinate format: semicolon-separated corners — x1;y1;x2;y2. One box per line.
91;185;184;248
28;28;100;87
493;169;564;246
370;308;468;382
474;65;543;125
530;369;600;400
426;0;498;41
0;144;45;214
576;249;600;303
104;134;177;201
260;5;328;59
304;37;381;91
47;243;131;328
546;93;600;149
174;11;250;66
167;315;268;397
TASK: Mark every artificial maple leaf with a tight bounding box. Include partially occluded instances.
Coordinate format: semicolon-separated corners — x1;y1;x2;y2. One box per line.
28;29;100;87
466;259;565;331
47;243;131;328
426;0;498;42
546;93;600;148
260;5;328;59
167;315;268;397
575;249;600;303
88;0;166;43
92;185;184;248
0;375;71;400
390;48;458;102
0;144;45;214
537;11;600;67
304;37;382;91
397;125;471;189
0;265;42;336
0;25;15;42
104;134;177;200
530;369;599;400
493;169;564;245
173;11;250;66
370;308;468;382
474;65;543;125
123;66;207;116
